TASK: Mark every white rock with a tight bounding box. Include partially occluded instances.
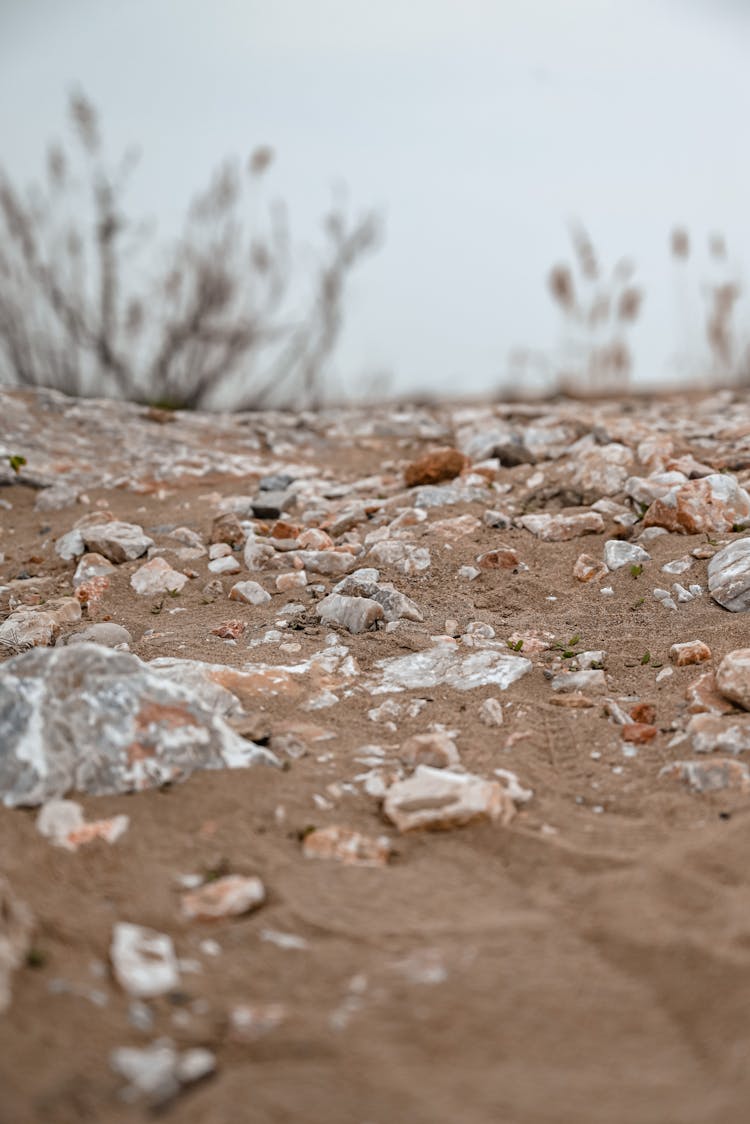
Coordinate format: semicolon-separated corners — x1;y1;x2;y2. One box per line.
317;593;384;634
36;799;129;850
207;555;241;574
603;540;650;571
708;539;750;611
111;923;179;998
551;670;607;693
716;649;750;710
229;580;271;605
83;521;154;563
479;698;504;726
383;765;515;831
180;875;266;921
130;557;188;596
371;642;531;693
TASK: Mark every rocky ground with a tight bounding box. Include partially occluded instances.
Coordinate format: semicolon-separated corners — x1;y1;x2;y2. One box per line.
4;385;750;1121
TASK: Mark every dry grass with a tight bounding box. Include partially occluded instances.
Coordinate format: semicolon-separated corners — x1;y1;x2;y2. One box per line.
0;92;380;411
546;222;643;393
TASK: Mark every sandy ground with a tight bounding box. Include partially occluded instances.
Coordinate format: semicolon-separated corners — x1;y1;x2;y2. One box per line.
2;387;750;1122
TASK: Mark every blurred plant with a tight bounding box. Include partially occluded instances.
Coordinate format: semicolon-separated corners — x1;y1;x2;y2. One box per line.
670;225;749;384
546;222;643;393
0;91;380;410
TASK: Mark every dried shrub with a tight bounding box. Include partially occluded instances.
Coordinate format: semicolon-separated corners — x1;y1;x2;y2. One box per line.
546;222;643;393
0;92;380;410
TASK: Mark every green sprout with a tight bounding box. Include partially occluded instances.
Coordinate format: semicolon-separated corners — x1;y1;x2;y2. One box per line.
7;454;26;474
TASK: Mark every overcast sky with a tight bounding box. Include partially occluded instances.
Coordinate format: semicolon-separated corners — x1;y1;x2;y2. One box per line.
2;0;750;399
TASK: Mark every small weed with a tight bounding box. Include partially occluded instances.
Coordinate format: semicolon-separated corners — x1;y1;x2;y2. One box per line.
640;650;651;665
7;454;26;474
631;596;645;610
167;588;181;598
26;947;46;969
630;564;643;578
507;639;524;652
568;634;581;647
298;824;317;841
733;523;746;533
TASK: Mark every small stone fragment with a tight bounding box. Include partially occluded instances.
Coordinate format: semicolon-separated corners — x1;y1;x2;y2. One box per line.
670;640;711;667
210;619;247;641
180;875;265;921
404;447;468;488
573;553;608;582
130;557;188;596
687;712;750;754
317;593;384;634
73;552;116;589
519;511;605;542
660;758;750;793
708;539;750;612
476;547;520;570
0;597;81;651
302;826;391;866
621;722;658;744
82;521;154;563
276;572;307;592
603;540;651;571
550;670;607;693
36;799;129;850
66;622;132;648
111;923;179;998
210;512;246;547
716;649;750;710
479;698;504;726
207;555;241;575
229;580;271;606
685;671;736;715
383;765;515;832
400;731;460;768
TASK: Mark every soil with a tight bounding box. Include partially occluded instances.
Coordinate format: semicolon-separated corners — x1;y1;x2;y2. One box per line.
2;386;750;1123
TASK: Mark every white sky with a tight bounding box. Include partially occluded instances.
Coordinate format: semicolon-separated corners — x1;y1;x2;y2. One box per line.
2;0;750;399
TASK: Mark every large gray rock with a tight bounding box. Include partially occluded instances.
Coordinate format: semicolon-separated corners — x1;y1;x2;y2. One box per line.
708;539;750;611
82;521;154;563
0;645;277;806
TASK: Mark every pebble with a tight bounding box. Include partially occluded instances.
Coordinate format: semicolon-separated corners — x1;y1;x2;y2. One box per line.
0;596;81;651
404;447;469;488
686;712;750;754
383;765;516;831
317;592;384;633
207;555;241;575
708;539;750;611
180;875;266;920
372;642;531;693
110;923;179;998
36;799;129;850
716;649;750;710
82;521;154;563
518;511;605;541
603;540;651;571
229;580;272;605
660;759;750;793
670;640;712;667
130;557;188;595
65;622;132;648
479;698;504;726
551;670;607;693
573;553;608;582
72;552;116;588
110;1040;215;1104
302;826;392;866
399;731;460;768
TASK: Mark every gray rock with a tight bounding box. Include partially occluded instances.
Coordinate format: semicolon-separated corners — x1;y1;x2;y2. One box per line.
250;491;296;519
258;473;295;492
65;623;132;648
0;644;277;806
83;521;154;563
317;593;384;633
332;574;423;622
372;644;531;693
603;540;651;571
34;484;79;512
708;539;750;611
